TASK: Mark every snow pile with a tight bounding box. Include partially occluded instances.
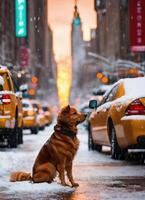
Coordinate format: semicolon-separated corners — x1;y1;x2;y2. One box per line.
5;181;74;194
0;124;76;196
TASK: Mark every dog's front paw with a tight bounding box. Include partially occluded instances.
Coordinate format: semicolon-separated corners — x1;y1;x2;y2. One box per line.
61;182;70;187
71;182;79;187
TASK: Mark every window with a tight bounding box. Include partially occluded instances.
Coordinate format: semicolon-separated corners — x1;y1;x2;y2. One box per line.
105;85;119;102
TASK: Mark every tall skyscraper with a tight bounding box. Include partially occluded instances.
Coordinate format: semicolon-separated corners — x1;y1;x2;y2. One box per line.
71;3;86;102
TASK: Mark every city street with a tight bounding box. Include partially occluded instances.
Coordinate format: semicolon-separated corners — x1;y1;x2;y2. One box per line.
0;122;145;200
0;0;145;199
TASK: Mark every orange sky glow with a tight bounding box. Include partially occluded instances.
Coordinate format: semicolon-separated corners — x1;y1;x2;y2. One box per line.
47;0;96;107
48;0;96;61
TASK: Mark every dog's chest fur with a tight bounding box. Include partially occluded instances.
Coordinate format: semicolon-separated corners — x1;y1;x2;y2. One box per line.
33;131;80;169
48;132;79;160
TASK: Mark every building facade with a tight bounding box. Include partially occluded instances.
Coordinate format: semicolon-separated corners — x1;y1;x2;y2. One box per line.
0;0;57;101
27;0;57;100
0;1;16;66
95;0;130;61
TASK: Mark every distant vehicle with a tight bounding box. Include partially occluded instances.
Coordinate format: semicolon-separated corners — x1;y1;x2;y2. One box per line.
110;59;145;82
92;84;113;96
92;84;113;102
42;105;53;126
79;85;113;115
22;99;39;134
88;77;145;160
31;100;46;130
0;66;23;148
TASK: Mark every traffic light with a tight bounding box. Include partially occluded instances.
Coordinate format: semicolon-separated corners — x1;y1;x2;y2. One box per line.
96;72;103;79
28;88;36;96
31;76;38;84
101;76;109;84
96;71;109;84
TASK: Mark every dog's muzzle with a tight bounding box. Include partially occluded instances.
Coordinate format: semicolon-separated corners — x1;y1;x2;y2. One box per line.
84;114;87;118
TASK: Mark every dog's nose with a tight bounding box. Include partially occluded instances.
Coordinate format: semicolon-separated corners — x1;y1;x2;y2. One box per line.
84;114;87;118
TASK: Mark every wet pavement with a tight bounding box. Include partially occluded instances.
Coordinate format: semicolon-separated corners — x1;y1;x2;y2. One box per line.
0;125;145;200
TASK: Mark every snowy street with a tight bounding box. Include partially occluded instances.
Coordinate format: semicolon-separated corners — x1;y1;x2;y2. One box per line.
0;0;145;199
0;122;145;200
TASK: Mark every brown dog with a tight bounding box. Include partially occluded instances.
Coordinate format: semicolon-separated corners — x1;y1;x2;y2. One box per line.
10;105;86;187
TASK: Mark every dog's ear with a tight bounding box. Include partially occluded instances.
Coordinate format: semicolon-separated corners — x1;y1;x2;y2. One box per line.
62;105;70;113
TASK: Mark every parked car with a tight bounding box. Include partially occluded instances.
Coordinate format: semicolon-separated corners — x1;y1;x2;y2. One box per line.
42;105;53;126
88;77;145;160
0;66;23;148
22;99;39;134
31;100;46;130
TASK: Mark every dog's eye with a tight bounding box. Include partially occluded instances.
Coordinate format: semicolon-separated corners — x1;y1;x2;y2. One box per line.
72;112;77;115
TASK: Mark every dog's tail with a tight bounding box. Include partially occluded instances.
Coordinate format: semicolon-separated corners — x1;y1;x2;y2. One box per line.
10;171;32;182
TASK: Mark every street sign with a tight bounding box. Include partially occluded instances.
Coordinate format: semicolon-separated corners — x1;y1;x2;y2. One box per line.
15;0;27;37
130;0;145;52
20;47;29;67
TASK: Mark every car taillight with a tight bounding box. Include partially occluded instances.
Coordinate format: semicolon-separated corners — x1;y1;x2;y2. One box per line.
125;99;145;115
27;110;35;116
2;94;11;104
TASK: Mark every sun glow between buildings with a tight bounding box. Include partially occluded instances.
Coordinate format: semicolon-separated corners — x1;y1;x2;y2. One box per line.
57;60;72;108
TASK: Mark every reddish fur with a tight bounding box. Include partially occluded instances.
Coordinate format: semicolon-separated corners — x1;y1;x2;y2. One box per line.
10;105;86;187
10;171;31;182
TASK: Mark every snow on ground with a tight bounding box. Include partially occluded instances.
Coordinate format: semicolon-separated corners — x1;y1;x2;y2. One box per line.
0;121;145;200
0;122;75;195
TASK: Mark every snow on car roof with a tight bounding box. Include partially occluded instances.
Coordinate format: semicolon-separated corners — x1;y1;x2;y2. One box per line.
120;77;145;97
22;99;33;108
98;77;145;111
0;75;4;85
107;77;145;105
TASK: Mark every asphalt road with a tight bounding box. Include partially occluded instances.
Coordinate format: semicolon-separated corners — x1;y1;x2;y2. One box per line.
0;124;145;200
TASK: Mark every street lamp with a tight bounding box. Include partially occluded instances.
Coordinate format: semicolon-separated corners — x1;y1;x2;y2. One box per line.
88;52;112;66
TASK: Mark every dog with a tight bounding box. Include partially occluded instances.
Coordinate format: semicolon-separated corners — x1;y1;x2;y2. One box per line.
10;105;86;187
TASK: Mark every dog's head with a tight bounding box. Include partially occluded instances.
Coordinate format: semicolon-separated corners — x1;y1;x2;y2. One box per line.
57;105;87;127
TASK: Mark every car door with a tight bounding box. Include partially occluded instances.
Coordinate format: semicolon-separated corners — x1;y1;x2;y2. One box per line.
92;85;119;146
12;76;23;128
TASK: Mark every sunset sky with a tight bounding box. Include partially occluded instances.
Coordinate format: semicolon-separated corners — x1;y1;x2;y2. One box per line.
48;0;96;61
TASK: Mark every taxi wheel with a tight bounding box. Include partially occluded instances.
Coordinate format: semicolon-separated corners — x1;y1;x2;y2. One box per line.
39;126;45;131
18;127;23;144
8;115;18;148
88;124;96;150
31;126;39;134
111;125;121;160
8;131;18;148
95;144;102;152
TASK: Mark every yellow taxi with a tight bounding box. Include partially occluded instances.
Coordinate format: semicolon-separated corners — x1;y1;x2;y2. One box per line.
42;105;53;126
31;99;46;130
88;77;145;159
22;99;39;134
0;66;23;148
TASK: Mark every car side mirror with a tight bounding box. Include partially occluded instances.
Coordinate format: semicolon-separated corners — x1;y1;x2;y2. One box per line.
89;100;98;109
